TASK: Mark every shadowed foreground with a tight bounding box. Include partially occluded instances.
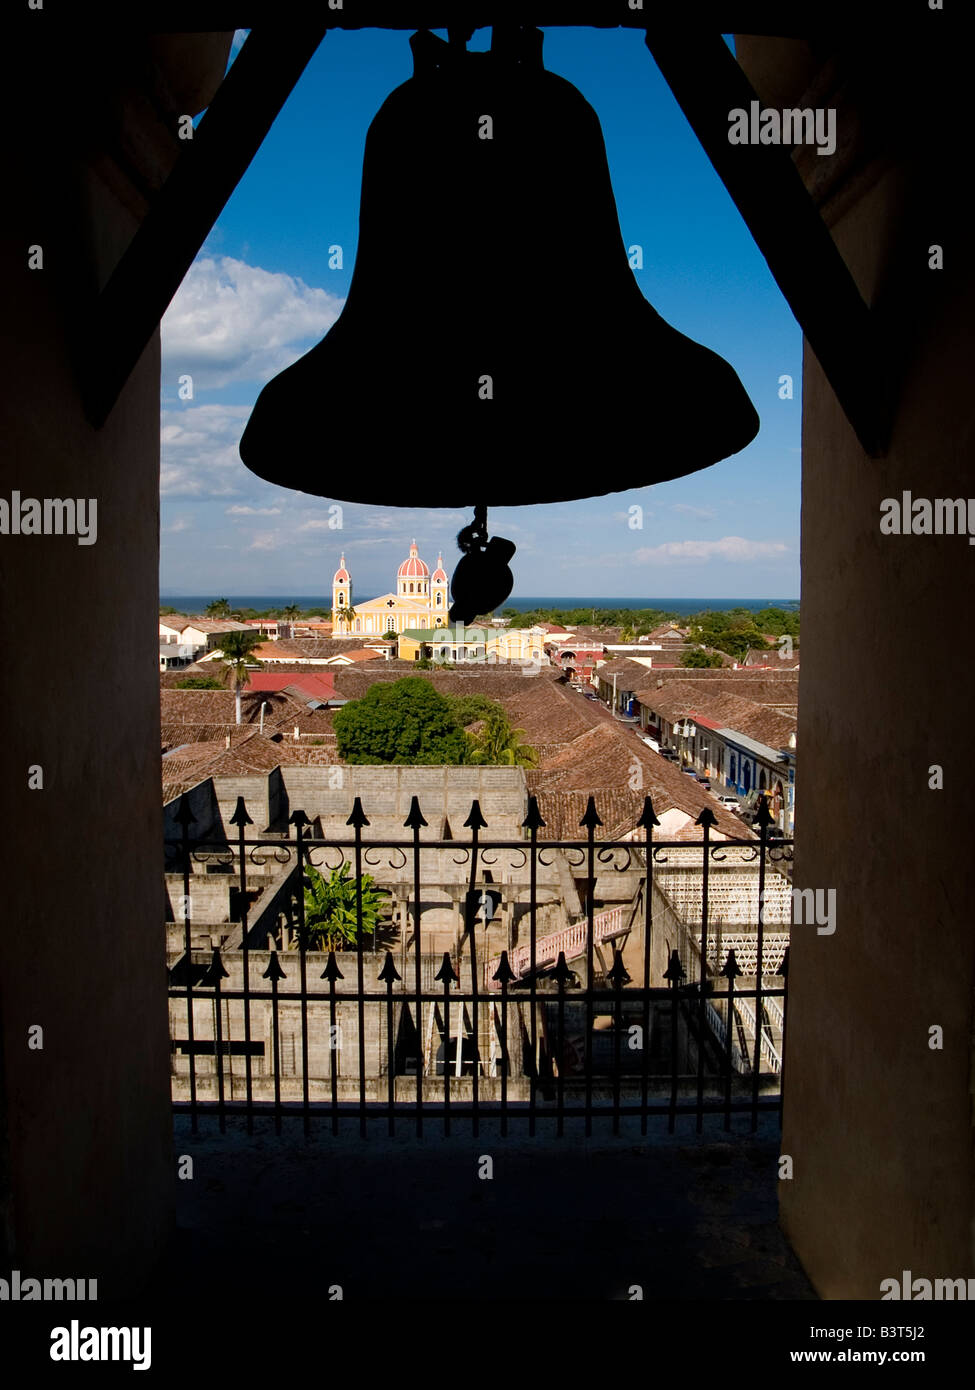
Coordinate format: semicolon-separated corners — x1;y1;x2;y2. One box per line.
149;1114;815;1302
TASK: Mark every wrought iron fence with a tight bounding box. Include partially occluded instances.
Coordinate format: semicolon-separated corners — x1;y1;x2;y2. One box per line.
166;790;792;1137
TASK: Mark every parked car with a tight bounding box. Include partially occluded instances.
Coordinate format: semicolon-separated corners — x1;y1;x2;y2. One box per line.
695;775;711;789
659;747;678;761
681;764;697;776
717;794;741;812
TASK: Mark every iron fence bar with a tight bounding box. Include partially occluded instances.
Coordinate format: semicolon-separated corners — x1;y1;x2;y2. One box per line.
231;796;255;1132
177;797;198;1134
206;948;229;1130
611;950;623;1136
406;797;427;1136
524;797;543;1138
323;951;342;1136
639;797;658;1135
349;798;368;1138
436;952;457;1134
464;800;486;1138
494;952;514;1136
722;949;742;1131
582;796;601;1137
380;951;401;1137
696;810;716;1133
777;946;790;1124
262;950;285;1135
752;802;770;1130
664;950;684;1133
292;810;311;1138
555;951;568;1138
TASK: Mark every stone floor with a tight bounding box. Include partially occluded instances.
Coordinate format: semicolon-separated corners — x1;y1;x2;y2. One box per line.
150;1112;817;1301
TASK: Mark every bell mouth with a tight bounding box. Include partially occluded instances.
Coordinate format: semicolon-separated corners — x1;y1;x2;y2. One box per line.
238;297;759;508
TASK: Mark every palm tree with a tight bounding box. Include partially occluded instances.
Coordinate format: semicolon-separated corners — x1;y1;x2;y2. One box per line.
337;605;357;632
468;709;539;768
217;629;265;724
291;862;390;951
205;598;232;618
282;603;301;623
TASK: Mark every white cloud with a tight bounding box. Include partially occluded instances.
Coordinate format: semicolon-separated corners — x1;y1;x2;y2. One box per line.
161;256;343;391
160;403;253;498
248;533;281;551
630;537;789;564
226;505;282;516
671;503;717;519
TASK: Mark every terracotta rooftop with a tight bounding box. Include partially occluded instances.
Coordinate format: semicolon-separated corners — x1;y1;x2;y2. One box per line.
246;671;337;699
593;657;656;685
526;722;748;841
160;689;237;723
743;646;800;669
179;618;252;634
634;683;797;751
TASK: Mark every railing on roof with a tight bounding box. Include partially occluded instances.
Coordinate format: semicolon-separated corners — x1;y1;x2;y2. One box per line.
166;792;791;1137
484;905;626;985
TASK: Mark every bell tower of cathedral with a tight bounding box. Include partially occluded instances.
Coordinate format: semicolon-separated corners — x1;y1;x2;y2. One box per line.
431;552;448;624
332;554;351;632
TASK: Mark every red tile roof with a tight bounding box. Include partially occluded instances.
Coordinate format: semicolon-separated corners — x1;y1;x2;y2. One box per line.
246;671;337;699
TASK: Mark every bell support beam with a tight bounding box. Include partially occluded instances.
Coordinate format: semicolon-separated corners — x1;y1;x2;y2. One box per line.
644;27;888;457
82;26;328;428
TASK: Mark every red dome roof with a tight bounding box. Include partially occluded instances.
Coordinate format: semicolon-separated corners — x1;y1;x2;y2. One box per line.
431;551;448;582
333;553;350;582
397;540;429;579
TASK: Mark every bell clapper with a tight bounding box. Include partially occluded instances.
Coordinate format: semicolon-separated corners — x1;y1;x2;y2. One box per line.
448;504;517;625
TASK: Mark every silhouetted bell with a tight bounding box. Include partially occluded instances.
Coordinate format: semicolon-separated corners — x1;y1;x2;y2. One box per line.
239;26;759;507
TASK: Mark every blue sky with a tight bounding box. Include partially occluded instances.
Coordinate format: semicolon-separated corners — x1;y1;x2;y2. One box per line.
160;27;801;601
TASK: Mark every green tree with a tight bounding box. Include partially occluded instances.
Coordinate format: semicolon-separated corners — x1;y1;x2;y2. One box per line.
448;693;499;727
218;629;265;724
205;598;232;618
752;605;800;641
468;709;539;768
334;678;470;764
282;604;301;626
680;648;725;669
292;862;389;951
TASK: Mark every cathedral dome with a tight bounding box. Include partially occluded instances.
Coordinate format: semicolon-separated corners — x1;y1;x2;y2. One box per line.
431;551;448;582
333;554;350;582
397;540;429;579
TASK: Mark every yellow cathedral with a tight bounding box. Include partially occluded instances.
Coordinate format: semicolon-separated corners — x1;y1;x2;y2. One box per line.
331;541;451;637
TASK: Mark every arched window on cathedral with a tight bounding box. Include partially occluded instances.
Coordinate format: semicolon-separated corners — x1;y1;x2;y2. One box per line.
387;617;396;631
436;592;442;606
409;583;414;593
